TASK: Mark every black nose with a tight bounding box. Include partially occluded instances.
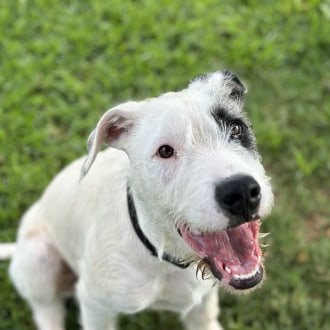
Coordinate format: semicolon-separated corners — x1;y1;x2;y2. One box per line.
215;175;261;223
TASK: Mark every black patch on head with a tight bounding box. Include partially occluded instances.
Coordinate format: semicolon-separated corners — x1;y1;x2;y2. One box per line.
221;69;246;101
190;70;246;102
212;106;257;151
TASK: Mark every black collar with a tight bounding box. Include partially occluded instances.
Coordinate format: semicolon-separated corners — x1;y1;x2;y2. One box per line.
127;188;190;269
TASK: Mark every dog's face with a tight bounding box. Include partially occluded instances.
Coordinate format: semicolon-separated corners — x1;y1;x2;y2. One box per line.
83;70;274;292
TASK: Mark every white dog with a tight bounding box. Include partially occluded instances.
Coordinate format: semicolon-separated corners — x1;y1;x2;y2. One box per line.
7;70;273;330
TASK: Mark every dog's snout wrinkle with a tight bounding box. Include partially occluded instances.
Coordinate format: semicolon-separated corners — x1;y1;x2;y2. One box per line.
215;175;261;225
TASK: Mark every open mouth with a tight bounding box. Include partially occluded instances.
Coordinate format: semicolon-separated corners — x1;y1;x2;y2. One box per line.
179;220;264;290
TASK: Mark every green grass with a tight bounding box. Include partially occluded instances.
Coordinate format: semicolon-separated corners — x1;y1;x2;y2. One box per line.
1;0;329;329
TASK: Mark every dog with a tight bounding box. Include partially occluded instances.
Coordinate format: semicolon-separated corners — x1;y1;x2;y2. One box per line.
7;70;273;330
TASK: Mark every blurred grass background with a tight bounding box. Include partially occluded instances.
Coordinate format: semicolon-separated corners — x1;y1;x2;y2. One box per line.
0;0;329;329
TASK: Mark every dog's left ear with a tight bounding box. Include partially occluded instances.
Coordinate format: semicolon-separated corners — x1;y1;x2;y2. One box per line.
221;70;247;101
81;102;139;177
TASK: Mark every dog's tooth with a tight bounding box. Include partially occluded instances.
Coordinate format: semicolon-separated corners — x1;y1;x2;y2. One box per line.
233;264;260;280
225;266;232;274
258;232;270;238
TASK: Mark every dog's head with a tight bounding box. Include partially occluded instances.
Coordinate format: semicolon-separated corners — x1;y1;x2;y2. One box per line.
82;70;274;292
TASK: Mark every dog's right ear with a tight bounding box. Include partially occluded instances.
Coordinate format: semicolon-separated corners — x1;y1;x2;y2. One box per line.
221;70;247;102
81;102;139;177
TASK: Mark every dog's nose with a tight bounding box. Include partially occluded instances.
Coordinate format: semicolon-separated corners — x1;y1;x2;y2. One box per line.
215;175;261;223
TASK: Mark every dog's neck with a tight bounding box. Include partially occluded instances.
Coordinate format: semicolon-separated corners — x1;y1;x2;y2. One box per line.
127;187;190;269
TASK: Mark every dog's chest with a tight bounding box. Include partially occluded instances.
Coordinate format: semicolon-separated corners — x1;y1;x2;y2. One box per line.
149;266;213;313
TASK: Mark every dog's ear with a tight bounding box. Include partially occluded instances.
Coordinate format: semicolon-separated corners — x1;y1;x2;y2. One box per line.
221;70;247;101
190;70;247;102
81;102;139;177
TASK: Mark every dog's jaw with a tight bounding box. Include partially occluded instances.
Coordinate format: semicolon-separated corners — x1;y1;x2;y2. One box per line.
178;220;265;291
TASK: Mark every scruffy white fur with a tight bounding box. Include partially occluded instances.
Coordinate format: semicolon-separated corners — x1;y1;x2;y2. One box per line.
8;71;273;330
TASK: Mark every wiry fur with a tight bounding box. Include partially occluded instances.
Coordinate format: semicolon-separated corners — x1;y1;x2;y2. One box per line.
6;71;273;330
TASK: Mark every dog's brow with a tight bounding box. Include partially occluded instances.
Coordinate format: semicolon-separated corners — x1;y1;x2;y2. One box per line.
212;106;243;125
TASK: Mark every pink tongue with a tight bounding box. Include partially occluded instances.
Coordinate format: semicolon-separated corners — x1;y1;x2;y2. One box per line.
181;221;260;270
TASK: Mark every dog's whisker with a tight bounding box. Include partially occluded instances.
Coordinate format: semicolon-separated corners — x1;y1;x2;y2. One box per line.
261;243;270;248
195;259;211;281
258;232;270;238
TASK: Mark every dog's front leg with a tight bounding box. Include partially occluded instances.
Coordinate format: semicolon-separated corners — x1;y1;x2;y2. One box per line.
77;280;117;330
79;302;117;330
181;287;223;330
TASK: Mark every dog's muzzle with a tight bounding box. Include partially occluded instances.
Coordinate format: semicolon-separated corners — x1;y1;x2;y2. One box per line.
177;174;265;290
215;174;261;228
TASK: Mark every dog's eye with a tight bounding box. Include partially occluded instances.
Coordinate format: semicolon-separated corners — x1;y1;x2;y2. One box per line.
158;145;174;158
229;122;243;139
